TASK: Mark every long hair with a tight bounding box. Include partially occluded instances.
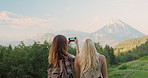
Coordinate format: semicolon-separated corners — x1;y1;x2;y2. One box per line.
79;39;100;74
48;35;68;67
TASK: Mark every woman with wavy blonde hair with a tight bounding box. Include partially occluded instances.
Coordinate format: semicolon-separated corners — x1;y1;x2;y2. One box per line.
74;39;108;78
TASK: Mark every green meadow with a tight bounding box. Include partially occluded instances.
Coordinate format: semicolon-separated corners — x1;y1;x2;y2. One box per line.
109;56;148;78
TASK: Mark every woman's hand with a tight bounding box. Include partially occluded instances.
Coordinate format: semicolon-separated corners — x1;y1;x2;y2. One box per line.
67;40;71;44
74;37;78;44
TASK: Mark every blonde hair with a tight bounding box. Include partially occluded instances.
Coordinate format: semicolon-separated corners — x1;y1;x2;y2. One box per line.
79;39;99;74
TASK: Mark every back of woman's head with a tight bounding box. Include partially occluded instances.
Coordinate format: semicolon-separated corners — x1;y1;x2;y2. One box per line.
79;39;99;74
48;35;68;67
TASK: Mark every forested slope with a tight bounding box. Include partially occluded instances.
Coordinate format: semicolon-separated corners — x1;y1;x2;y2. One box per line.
114;35;148;55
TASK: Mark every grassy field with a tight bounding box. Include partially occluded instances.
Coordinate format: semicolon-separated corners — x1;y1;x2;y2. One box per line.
127;71;148;78
108;56;148;78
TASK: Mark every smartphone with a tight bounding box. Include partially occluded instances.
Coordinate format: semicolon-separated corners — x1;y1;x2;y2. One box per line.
68;37;76;42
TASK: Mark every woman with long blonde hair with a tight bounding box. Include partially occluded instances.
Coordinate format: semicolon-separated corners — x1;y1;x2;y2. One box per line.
74;39;108;78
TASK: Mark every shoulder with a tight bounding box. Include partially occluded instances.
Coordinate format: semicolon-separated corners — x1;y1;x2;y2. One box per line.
99;54;106;62
98;54;106;64
68;53;75;62
68;53;75;58
96;53;106;60
99;54;106;59
74;55;79;61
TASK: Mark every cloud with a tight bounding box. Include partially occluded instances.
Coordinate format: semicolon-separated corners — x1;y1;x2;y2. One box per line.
0;11;58;30
0;11;58;41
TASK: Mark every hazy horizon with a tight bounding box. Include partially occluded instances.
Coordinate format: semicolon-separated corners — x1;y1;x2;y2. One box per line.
0;0;148;41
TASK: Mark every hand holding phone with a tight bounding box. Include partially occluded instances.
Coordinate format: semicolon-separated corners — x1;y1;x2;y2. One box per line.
68;37;79;54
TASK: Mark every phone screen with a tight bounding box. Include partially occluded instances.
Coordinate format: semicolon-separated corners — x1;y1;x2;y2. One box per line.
69;37;76;41
69;37;75;40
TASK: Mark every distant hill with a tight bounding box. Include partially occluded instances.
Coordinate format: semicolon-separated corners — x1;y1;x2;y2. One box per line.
56;30;89;36
114;35;148;54
36;33;55;44
55;30;91;47
23;39;35;46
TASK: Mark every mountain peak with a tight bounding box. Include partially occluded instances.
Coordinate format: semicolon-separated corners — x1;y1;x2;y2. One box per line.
92;19;145;46
107;19;126;26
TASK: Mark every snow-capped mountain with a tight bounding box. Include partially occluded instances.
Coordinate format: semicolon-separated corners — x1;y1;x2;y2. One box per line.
91;19;145;46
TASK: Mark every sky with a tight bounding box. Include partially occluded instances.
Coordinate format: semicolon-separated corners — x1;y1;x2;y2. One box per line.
0;0;148;41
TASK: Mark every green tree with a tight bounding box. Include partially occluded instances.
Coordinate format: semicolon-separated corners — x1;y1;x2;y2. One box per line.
104;45;117;65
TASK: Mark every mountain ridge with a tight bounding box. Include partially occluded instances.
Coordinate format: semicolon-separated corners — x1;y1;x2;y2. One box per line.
0;19;145;47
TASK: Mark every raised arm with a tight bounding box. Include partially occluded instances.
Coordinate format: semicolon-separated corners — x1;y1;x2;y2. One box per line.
100;55;108;78
74;38;80;55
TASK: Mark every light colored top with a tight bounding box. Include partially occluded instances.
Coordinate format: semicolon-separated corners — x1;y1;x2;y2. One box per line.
80;54;102;78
